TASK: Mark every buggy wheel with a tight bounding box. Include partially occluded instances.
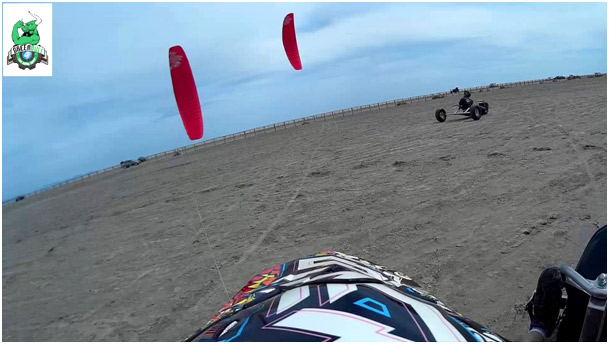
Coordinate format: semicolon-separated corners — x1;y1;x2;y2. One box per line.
471;106;481;120
435;109;447;123
479;102;489;115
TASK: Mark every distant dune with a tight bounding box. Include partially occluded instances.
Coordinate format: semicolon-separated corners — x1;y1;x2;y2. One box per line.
3;76;606;341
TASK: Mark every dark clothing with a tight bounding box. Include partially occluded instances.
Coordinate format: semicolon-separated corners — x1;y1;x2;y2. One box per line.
459;97;473;110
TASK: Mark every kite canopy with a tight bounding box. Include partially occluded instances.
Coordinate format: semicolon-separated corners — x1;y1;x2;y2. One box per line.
169;45;204;140
282;13;302;70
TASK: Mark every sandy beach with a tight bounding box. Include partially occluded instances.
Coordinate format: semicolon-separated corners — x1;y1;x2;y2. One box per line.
3;76;606;341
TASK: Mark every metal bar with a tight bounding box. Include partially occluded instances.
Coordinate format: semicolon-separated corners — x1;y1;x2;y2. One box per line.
580;297;606;341
561;264;607;299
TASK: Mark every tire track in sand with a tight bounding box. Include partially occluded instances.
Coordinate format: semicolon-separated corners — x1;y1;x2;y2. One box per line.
235;122;331;264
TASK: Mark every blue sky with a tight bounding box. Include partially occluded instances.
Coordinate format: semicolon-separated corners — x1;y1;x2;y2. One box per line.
2;2;607;200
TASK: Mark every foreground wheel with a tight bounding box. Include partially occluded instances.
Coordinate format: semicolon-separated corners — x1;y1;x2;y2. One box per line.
435;109;447;122
471;106;481;120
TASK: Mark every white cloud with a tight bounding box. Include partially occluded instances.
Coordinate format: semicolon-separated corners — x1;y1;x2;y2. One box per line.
244;3;606;73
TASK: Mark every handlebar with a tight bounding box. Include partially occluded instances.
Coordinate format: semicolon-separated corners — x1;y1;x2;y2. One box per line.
560;263;607;299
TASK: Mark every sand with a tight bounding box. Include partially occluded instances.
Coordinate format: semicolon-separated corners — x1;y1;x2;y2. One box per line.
3;76;606;341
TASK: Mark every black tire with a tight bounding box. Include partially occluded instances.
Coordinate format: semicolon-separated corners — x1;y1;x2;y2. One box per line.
435;109;447;123
479;102;489;115
470;106;481;120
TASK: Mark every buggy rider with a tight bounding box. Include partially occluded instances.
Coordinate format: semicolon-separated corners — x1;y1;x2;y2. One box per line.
459;90;474;111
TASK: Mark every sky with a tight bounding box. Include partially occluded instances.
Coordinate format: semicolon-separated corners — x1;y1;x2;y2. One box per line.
2;2;607;201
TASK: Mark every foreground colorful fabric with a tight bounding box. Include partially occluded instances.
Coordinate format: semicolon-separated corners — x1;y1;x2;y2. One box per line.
185;251;507;342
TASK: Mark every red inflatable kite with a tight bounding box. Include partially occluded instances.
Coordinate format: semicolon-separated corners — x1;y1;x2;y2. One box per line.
169;45;204;140
282;13;302;70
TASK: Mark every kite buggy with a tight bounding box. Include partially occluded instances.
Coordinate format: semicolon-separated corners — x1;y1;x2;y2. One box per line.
435;101;490;122
435;90;489;122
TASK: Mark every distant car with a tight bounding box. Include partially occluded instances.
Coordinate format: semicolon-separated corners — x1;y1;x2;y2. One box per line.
15;195;25;202
120;160;139;168
489;83;498;88
594;72;603;77
138;157;147;163
554;75;566;80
